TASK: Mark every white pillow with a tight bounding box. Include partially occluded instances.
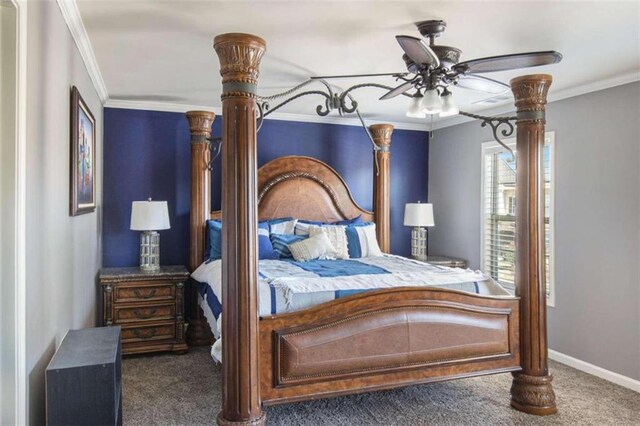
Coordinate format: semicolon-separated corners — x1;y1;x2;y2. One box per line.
309;225;349;259
269;219;298;235
294;221;314;236
350;223;383;257
288;232;336;261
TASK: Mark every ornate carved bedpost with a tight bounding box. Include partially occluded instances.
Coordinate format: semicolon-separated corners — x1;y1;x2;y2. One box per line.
185;111;216;347
510;74;557;415
214;33;267;426
370;123;393;253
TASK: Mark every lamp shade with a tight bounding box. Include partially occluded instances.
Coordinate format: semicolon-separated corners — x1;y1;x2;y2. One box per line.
130;200;170;231
403;202;435;227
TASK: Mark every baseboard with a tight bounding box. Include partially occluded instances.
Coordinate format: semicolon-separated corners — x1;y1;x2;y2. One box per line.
549;349;640;393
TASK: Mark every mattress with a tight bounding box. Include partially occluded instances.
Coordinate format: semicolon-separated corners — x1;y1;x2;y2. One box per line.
191;255;510;362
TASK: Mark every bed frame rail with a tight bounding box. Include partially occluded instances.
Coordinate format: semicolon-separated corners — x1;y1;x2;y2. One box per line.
259;288;520;405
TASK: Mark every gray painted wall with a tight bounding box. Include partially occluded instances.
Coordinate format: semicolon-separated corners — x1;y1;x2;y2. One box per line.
25;2;103;423
0;2;18;423
429;82;640;381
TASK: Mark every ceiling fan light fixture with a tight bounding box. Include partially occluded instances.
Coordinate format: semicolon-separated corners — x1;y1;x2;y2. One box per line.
406;94;427;118
421;89;441;114
439;88;459;117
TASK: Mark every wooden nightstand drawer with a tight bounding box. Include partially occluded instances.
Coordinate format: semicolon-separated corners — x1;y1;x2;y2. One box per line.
113;281;175;304
100;266;189;355
113;303;175;323
121;322;176;343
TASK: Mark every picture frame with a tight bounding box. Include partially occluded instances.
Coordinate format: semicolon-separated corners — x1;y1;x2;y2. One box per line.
70;86;96;216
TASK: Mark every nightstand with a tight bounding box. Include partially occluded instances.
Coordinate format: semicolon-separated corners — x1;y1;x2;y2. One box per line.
424;255;468;269
99;265;189;355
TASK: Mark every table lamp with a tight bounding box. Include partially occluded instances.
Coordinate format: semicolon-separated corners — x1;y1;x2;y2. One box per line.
130;199;170;271
403;201;434;261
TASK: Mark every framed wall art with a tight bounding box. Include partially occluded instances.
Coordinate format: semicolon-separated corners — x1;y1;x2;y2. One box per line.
70;86;96;216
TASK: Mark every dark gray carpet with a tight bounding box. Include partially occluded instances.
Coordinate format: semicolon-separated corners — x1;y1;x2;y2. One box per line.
122;348;639;425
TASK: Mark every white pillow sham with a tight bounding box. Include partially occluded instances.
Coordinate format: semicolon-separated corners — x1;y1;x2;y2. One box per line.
288;232;336;261
269;219;298;235
309;225;349;259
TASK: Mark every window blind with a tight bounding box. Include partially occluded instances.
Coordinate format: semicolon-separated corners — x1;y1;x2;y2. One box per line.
482;143;552;297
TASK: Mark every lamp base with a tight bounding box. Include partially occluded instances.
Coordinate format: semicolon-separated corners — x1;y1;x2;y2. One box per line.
140;231;160;271
411;227;428;261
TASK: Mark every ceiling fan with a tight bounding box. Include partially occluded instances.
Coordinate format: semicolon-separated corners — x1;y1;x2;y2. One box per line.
312;20;562;118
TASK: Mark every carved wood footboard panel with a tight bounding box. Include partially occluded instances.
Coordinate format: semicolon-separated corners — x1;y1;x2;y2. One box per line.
259;288;520;405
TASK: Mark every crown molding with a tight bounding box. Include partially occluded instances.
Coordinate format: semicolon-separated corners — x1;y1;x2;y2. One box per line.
57;0;108;103
262;110;430;131
104;99;431;132
432;70;640;130
105;99;222;115
57;0;638;132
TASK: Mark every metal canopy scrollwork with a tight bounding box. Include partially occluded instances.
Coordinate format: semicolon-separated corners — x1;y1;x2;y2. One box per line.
458;111;517;157
252;77;518;162
206;136;223;171
255;79;394;175
256;79;413;129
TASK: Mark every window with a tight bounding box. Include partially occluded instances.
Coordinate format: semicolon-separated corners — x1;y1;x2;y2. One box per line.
481;133;555;306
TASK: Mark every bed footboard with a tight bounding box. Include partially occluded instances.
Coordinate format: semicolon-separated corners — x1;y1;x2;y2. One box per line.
260;288;520;405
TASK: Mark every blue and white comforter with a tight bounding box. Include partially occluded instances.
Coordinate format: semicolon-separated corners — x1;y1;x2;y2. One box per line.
191;255;509;361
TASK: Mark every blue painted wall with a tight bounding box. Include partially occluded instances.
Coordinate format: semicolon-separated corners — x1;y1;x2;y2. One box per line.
103;108;429;267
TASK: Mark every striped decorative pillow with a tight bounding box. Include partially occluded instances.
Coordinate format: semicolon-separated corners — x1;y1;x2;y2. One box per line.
258;222;278;260
206;220;279;261
270;233;307;259
345;223;383;258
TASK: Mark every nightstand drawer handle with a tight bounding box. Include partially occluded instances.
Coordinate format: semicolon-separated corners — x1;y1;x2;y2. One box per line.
133;308;157;319
133;288;157;299
133;327;158;339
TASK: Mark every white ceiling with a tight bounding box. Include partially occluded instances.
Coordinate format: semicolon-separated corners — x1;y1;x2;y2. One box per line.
76;0;640;129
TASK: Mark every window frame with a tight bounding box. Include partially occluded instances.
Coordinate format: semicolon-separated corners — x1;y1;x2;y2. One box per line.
480;132;555;307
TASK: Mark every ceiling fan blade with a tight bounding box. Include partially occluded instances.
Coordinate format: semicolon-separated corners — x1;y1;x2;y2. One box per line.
311;72;408;80
454;50;562;74
379;80;415;100
456;75;510;94
395;35;440;68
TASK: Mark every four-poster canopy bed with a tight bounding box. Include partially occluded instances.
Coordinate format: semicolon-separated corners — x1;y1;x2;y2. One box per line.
184;33;556;425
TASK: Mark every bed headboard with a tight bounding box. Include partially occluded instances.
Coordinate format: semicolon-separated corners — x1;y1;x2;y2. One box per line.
185;112;393;271
211;156;374;223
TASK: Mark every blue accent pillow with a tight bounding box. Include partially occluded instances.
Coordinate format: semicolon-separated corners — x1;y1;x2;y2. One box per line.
268;217;294;225
270;233;307;259
297;215;363;227
205;219;279;262
296;215;365;236
206;220;223;261
333;215;364;226
258;222;278;260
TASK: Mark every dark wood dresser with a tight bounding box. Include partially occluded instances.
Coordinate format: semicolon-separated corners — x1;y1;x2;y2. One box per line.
99;266;190;355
